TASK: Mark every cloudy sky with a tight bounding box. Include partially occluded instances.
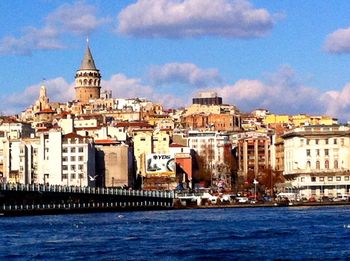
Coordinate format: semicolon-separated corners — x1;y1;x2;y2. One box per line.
1;0;350;121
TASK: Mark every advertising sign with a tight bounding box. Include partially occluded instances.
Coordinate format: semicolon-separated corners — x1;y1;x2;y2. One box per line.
145;154;175;176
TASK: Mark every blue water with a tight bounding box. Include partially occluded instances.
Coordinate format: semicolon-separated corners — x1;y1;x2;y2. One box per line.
1;206;350;260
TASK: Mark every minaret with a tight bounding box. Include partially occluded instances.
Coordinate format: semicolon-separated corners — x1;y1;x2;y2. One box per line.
74;39;101;103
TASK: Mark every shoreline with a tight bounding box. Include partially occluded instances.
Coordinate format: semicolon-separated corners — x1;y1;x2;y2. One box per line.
2;201;350;217
173;200;350;210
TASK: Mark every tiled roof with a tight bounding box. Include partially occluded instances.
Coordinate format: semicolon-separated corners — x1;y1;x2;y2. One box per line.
95;139;119;144
63;132;85;139
170;143;186;148
115;122;153;128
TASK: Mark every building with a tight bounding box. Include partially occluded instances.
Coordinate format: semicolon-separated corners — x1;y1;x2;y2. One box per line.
75;42;101;103
283;125;350;199
234;132;270;181
95;140;133;188
186;130;231;188
2;138;40;184
192;91;222;105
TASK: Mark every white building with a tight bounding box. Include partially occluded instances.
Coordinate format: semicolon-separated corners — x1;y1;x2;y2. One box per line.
3;138;40;184
187;130;230;166
3;129;96;186
283;125;350;199
186;130;231;187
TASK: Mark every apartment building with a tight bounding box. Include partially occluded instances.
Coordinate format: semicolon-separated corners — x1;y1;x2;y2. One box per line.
186;130;231;187
2;138;40;184
283;125;350;199
233;132;270;180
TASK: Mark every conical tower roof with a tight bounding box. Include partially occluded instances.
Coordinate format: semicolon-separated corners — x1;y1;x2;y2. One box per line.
80;44;97;70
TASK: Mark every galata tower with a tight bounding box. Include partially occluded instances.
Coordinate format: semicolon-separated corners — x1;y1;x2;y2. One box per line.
74;42;101;103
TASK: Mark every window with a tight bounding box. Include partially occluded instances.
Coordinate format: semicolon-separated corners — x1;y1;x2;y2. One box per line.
63;156;68;162
79;165;83;170
345;176;350;181
71;173;76;179
78;156;84;161
334;160;338;169
71;156;76;161
307;161;311;169
79;147;83;153
325;139;329;145
336;176;341;181
71;165;76;171
315;139;319;145
325;160;329;169
62;165;68;170
325;149;329;156
320;177;324;181
140;138;146;141
341;138;345;146
316;161;320;170
306;139;310;145
63;148;68;153
316;149;320;156
334;139;337;145
306;149;311;157
328;177;333;181
62;174;68;179
71;147;76;153
301;177;305;182
311;177;316;182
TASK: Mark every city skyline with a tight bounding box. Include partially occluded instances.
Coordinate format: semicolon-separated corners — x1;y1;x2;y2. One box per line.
1;1;350;121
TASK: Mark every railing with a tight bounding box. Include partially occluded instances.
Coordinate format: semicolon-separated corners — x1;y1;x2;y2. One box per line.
0;183;175;199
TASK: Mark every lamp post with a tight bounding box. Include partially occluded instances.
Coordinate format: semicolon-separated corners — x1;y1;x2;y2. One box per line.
253;179;259;201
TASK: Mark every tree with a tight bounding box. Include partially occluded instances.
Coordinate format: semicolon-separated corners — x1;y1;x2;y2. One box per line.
190;149;212;187
257;167;285;197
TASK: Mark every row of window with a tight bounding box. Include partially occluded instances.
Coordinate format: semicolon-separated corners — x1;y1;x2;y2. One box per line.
63;147;84;153
306;149;332;157
62;164;84;171
301;138;344;146
306;160;338;169
301;176;350;182
63;156;84;162
62;173;84;179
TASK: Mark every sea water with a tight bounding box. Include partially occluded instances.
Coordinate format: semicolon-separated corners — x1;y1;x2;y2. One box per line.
1;206;350;260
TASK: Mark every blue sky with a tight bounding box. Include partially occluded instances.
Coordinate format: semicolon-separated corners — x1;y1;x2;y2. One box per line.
2;0;350;122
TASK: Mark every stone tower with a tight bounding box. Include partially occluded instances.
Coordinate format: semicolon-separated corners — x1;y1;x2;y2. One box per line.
75;42;101;103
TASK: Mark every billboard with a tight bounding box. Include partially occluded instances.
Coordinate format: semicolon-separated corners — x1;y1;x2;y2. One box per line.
145;154;175;176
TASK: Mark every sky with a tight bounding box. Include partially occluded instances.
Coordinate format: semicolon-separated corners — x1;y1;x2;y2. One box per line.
2;0;350;122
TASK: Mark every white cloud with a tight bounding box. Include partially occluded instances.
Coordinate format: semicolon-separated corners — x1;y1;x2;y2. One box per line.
102;74;154;99
0;78;73;114
148;63;222;87
118;0;277;38
322;84;350;120
212;65;325;115
102;73;188;108
324;27;350;54
0;2;108;55
5;66;350;122
46;2;110;35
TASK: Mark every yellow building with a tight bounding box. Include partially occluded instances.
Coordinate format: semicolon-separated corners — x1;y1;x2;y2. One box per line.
133;130;153;177
153;130;170;154
263;114;290;125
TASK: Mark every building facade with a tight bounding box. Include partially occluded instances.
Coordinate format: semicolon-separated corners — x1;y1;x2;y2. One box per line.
283;125;350;199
